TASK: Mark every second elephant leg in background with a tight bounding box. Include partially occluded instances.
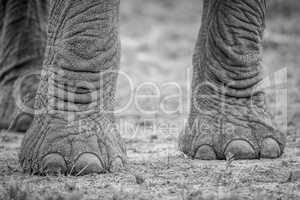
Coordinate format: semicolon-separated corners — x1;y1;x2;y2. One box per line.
0;0;48;131
179;0;286;160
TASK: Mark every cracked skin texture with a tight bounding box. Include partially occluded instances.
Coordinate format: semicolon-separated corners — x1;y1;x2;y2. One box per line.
2;0;287;175
19;0;126;175
178;0;286;160
0;0;47;132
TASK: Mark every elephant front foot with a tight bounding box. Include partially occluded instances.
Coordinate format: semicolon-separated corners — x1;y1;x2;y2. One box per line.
179;93;286;160
19;114;126;175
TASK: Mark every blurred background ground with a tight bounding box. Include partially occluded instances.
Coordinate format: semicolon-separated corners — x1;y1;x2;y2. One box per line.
0;0;300;199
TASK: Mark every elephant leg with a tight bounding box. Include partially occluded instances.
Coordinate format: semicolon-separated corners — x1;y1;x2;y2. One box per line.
0;0;47;131
179;0;286;160
20;0;126;175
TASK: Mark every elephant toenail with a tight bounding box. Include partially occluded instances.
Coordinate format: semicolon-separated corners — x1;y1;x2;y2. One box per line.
194;145;216;160
41;153;67;175
224;140;257;160
74;153;104;175
10;113;33;132
16;114;33;132
261;138;281;159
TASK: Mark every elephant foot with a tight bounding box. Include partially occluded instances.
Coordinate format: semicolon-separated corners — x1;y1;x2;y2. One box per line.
0;72;39;132
19;112;127;175
42;153;104;176
179;92;286;160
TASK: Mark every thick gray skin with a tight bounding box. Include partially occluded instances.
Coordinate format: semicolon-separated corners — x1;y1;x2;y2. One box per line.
179;0;286;160
0;0;47;132
19;0;126;175
2;0;286;175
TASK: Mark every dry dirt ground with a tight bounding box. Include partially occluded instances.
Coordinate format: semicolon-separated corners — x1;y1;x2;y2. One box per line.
1;0;300;199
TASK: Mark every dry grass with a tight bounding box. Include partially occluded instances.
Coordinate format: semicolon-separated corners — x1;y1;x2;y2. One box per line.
0;0;300;199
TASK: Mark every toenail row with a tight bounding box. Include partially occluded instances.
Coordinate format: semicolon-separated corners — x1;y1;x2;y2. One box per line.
194;138;282;160
41;153;104;175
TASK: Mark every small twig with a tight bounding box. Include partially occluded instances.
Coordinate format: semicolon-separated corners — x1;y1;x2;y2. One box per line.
75;164;89;176
69;164;76;176
225;152;235;169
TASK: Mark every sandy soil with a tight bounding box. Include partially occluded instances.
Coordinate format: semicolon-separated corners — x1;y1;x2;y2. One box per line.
0;0;300;199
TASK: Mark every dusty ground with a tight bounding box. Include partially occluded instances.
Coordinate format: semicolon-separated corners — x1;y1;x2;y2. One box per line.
0;0;300;199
